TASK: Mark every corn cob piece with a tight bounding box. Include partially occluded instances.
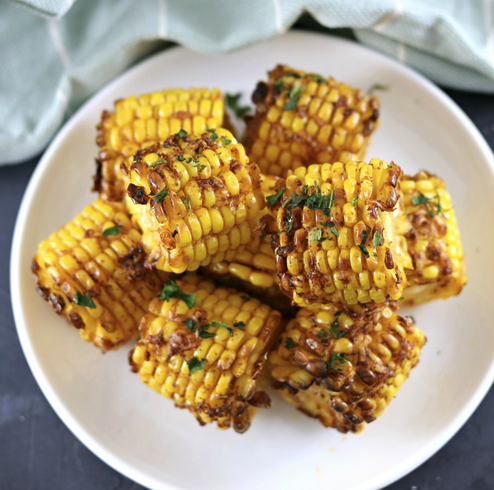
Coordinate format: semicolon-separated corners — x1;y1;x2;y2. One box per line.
123;128;266;274
270;160;410;307
95;87;231;202
401;171;466;305
243;65;380;179
269;301;425;432
32;198;164;351
129;275;282;433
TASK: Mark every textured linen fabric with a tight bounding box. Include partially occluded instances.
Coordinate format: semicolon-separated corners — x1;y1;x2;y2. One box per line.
2;0;494;163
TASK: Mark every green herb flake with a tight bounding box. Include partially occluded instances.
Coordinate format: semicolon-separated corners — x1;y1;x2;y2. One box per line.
411;190;448;219
266;187;287;206
102;225;122;237
206;124;215;132
328;353;349;372
410;316;416;325
136;188;144;198
359;229;370;259
308;228;328;243
154;186;169;204
309;73;327;84
187;195;192;215
373;231;383;250
172;230;178;237
351;197;358;206
176;155;185;162
210;132;218;142
199;165;206;172
316;329;326;338
241;295;250;301
320;221;339;237
367;84;390;96
233;321;245;331
148;159;168;168
225;93;252;118
198;325;216;339
220;135;232;146
285;337;296;349
174;128;188;139
184;318;197;332
211;321;233;337
329;311;346;338
159;278;196;309
186;356;204;375
74;291;96;309
399;296;405;301
284;80;304;111
259;234;267;240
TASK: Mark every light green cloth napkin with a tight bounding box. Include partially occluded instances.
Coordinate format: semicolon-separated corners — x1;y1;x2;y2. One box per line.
3;0;494;164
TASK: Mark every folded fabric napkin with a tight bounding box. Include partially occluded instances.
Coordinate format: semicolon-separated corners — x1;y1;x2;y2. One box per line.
3;0;494;164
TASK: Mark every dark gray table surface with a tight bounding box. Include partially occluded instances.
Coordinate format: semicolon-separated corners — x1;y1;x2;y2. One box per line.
3;30;494;490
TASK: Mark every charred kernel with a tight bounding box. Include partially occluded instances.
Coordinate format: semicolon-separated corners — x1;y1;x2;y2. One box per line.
305;360;328;378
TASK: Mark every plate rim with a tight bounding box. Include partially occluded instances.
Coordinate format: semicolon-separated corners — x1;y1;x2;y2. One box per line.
10;29;494;490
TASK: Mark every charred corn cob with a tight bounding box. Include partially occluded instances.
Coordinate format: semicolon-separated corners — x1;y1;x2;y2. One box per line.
269;160;410;307
401;171;466;305
269;301;425;432
244;65;380;179
95;87;231;201
32;198;164;351
129;275;282;432
123;128;266;274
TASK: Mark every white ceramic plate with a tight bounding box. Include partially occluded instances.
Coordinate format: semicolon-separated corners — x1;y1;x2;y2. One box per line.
11;31;494;490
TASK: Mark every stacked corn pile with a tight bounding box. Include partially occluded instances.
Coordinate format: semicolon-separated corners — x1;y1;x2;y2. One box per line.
32;66;466;434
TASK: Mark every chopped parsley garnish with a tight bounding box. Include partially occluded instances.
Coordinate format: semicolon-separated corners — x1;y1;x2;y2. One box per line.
284;80;304;111
316;329;326;338
148;159;168;168
225;93;252;118
308;228;328;243
351;197;358;206
154;186;169;204
74;291;96;309
279;213;293;234
187;195;192;215
206;124;215;132
186;356;204;375
359;229;370;258
329;311;346;338
159;278;196;308
176;155;185;162
309;73;327;84
274;72;301;92
320;221;339;237
373;231;383;250
184;318;197;332
328;353;349;371
241;295;250;301
210;321;233;337
210;132;218;141
135;188;144;198
220;135;231;146
102;225;122;237
410;316;416;324
399;296;405;301
259;234;267;240
411;190;448;218
266;187;286;206
387;165;393;169
172;230;178;237
285;337;296;349
367;84;390;96
198;325;216;339
174;128;188;139
233;321;245;330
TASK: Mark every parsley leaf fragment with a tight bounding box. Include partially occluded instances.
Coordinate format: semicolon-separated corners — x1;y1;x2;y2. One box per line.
233;321;245;330
367;84;390;96
211;321;233;337
266;188;286;206
184;318;197;332
159;278;196;308
174;129;187;139
225;93;252;118
284;80;304;111
373;231;383;250
308;228;328;243
102;225;122;237
154;186;169;204
220;135;232;146
285;337;296;349
328;353;349;372
74;291;96;309
187;356;204;375
351;197;358;206
136;188;144;198
172;230;178;237
359;229;371;258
